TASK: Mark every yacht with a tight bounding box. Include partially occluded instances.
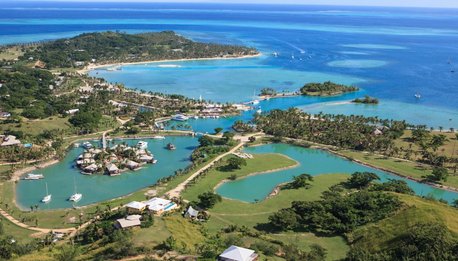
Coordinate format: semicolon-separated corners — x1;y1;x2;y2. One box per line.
251;99;260;105
272;52;279;57
82;141;93;149
256;108;262;114
69;178;82;202
23;173;44;180
41;183;52;203
166;143;176;150
172;114;189;121
136;141;148;150
414;93;421;99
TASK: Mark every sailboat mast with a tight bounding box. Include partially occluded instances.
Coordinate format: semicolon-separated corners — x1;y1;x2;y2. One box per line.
45;182;48;195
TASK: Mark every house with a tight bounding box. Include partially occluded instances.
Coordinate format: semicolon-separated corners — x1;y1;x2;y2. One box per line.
0;112;11;118
218;246;258;261
373;129;383;136
184;206;199;219
34;60;46;69
139;154;154;163
115;215;142;229
145;197;177;214
0;135;21;147
125;201;147;214
65;109;79;115
126;160;140;170
83;163;98;174
106;163;120;176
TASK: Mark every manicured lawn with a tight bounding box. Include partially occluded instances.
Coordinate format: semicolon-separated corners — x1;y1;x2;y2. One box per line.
182;153;298;202
0;215;36;242
339;150;458;189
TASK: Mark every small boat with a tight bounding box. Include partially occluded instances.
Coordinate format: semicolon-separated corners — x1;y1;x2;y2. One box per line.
272;52;279;57
193;115;199;119
136;141;148;150
73;143;80;148
82;142;93;149
172;114;189;121
414;93;421;99
251;100;260;105
166;143;176;150
152;159;158;164
23;173;44;180
69;178;82;202
152;136;166;140
41;183;52;203
256;108;262;114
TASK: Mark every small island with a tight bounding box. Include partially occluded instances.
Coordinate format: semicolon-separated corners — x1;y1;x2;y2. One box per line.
300;81;359;96
75;141;156;176
352;95;379;104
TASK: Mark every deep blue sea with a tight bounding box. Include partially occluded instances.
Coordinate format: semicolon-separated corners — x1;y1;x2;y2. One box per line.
1;1;458;129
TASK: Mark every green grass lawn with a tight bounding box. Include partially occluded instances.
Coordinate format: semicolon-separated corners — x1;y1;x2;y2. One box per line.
182;153;298;202
132;217;171;248
339;150;458;189
348;193;458;253
163;215;205;252
0;116;72;137
0;215;36;242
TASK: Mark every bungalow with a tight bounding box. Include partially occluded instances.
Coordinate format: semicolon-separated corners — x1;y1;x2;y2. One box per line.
184;206;199;219
218;246;258;261
106;163;120;176
373;129;383;136
125;201;147;214
115;214;142;229
139;154;154;163
0;112;11;118
126;160;140;170
83;163;98;174
65;109;79;115
145;197;177;214
0;135;21;147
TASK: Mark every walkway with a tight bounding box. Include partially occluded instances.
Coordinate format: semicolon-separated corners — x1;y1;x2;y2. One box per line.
165;133;262;198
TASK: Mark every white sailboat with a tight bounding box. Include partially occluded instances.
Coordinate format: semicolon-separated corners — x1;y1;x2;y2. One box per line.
69;178;82;202
414;93;421;99
41;183;52;203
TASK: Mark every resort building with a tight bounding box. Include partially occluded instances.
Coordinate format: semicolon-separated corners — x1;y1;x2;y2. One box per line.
106;163;120;176
0;112;11;118
126;160;140;170
185;206;199;219
125;201;147;214
218;246;258;261
115;214;142;229
0;135;21;147
144;197;177;214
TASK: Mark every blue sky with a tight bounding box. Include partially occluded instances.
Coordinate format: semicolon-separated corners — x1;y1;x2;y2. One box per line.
18;0;458;8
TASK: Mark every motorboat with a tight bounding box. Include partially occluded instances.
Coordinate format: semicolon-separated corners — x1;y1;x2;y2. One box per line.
152;136;166;140
166;143;176;150
136;141;148;150
23;173;44;180
172;114;189;121
82;142;93;149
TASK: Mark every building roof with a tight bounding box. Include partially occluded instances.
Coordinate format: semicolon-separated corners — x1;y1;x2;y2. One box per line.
219;245;257;261
116;215;141;229
106;163;119;172
145;197;172;212
186;206;199;218
125;201;146;210
0;135;21;146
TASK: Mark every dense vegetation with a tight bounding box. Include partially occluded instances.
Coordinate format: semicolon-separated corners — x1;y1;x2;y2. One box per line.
254;108;407;151
300;81;359;96
20;31;258;69
352;95;379;104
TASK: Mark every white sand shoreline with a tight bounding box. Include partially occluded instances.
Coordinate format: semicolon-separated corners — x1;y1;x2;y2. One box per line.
78;53;262;74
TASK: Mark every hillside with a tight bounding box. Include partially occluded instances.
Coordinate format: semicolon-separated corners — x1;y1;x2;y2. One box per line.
19;31;258;68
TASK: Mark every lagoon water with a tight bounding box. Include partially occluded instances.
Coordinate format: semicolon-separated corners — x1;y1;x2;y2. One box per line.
16;136;198;210
2;2;458;207
216;144;457;203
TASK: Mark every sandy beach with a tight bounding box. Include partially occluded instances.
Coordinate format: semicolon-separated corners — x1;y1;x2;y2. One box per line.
77;53;262;74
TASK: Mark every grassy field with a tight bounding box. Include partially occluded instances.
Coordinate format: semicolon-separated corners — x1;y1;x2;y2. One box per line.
0;46;23;60
182;153;298;202
348;193;458;252
0;215;36;242
339;150;458;188
395;130;458;160
180;151;350;260
0;116;72;137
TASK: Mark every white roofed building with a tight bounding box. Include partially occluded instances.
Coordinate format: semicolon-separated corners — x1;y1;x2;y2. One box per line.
218;246;258;261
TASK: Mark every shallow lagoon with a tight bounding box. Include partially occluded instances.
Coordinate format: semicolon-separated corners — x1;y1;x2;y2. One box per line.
16;136;198;210
216;143;458;203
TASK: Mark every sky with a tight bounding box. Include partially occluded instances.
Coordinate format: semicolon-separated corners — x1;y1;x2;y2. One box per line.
16;0;458;8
